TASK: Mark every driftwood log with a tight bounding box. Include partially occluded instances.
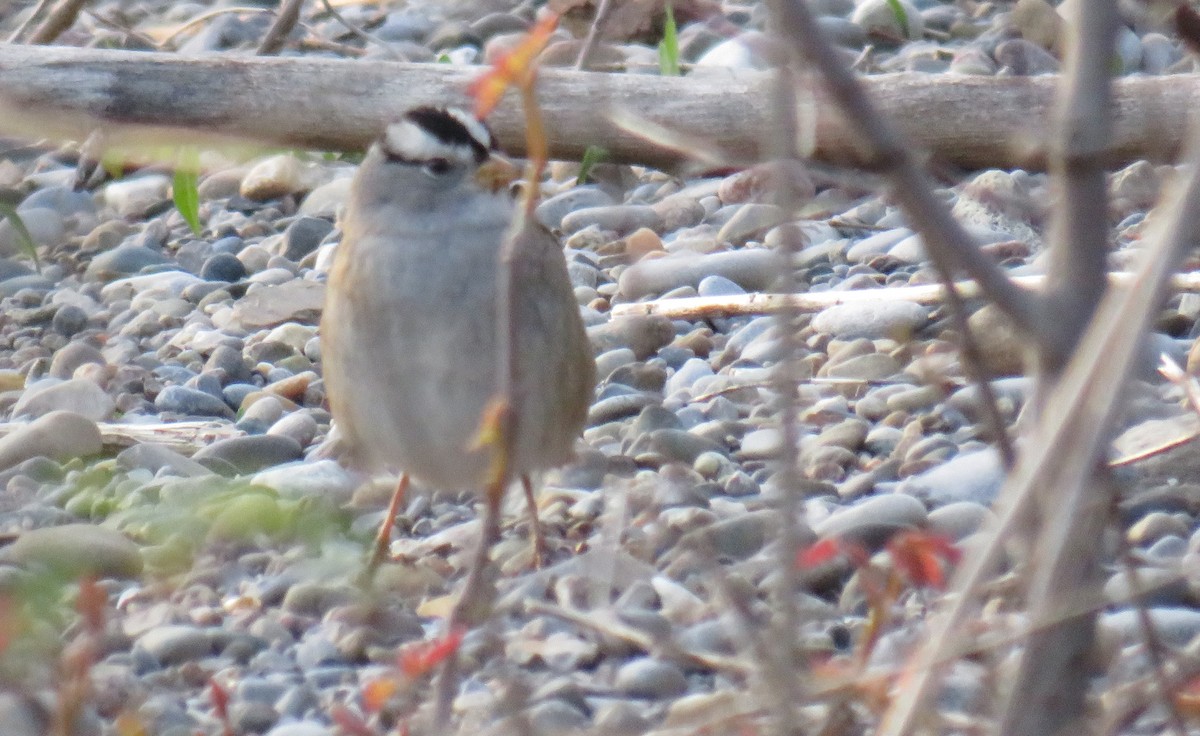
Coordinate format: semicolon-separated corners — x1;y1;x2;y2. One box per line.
0;44;1196;170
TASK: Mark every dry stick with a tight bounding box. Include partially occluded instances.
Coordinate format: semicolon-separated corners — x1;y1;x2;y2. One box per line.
610;271;1200;320
26;0;87;44
572;0;614;70
3;46;1200;171
878;121;1200;736
999;1;1121;732
256;0;306;55
7;0;54;42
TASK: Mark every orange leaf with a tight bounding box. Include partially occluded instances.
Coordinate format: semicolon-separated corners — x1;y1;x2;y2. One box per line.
467;12;559;118
362;677;399;713
397;627;465;679
885;530;960;590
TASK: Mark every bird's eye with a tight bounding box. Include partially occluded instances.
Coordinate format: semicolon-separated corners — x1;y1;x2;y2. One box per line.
423;158;452;176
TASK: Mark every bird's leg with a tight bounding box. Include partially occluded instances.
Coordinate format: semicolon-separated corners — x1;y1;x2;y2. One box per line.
365;473;409;575
521;474;547;568
434;478;505;727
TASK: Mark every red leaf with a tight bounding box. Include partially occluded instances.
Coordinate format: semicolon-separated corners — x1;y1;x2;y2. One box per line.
76;575;106;634
397;627;465;679
885;530;960;590
796;537;870;569
209;679;233;736
329;704;376;736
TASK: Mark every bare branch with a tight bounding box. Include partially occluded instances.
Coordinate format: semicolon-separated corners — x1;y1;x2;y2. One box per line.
256;0;306;56
880;114;1200;736
26;0;88;44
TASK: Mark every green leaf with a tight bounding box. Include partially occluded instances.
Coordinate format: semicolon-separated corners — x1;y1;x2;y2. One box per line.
885;0;910;38
576;145;609;185
437;52;452;63
0;203;41;272
658;2;680;76
173;148;202;236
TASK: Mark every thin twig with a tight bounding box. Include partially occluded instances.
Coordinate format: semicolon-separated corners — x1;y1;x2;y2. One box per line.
82;10;160;49
157;7;275;49
26;0;88;44
573;0;614;70
256;0;306;55
769;0;1041;344
316;0;401;59
8;0;55;42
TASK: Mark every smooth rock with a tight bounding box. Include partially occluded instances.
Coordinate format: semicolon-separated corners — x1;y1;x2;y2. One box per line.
0;411;102;472
814;493;928;548
618;249;778;299
587;315;675;359
135;625;214;666
900;448;1004;506
155;385;234;418
11;377;114;420
251;459;357;503
226;280;325;330
193;435;303;474
812;301;929;340
1;523;142;578
615;657;688;699
103;175;171;219
851;0;923;40
562;205;662;236
536;187;616;230
0;207;64;256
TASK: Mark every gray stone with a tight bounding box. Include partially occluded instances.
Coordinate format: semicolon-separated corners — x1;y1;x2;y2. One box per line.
618;249;779;299
1;523;142;578
135;625;214;666
48;342;105;379
11;377;114;420
536;187;616;230
812;301;929;340
814;493;927;547
103;175;171;219
117;442;212;478
281;217;333;262
251;460;357;503
0;411;102;472
193;435;303;474
587;315;675;359
900;448;1004;506
823;353;902;380
87;244;170;281
927;502;993;541
615;657;688;699
562;205;662;236
851;0;923;40
155;385;234;418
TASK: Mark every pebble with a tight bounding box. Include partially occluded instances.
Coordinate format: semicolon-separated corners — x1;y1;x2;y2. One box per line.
614;657;688;699
899;448;1004;506
618;249;779;298
812;301;929;340
11;377;115;420
1;523;142;578
155;385;234;418
562;205;663;236
0;411;102;472
536;187;616;230
192;435;304;474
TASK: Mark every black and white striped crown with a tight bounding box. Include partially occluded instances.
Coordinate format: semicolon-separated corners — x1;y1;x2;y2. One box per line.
379;107;495;167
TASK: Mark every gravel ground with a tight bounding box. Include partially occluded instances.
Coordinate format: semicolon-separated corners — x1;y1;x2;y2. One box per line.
1;1;1199;734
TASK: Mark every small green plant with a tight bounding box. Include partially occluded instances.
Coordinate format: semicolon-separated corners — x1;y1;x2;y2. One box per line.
885;0;910;37
576;145;609;185
173;148;202;236
658;2;680;76
0;200;41;272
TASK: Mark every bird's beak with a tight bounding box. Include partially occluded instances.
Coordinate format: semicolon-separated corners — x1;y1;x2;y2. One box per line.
474;153;522;193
